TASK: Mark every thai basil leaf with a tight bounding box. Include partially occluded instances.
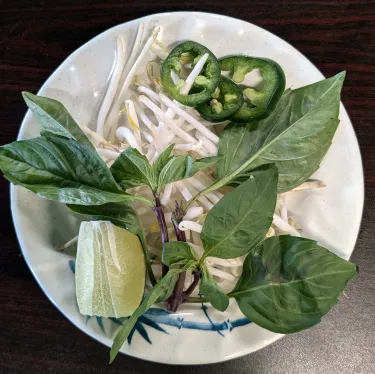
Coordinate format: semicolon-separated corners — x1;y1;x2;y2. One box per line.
199;265;229;312
162;241;199;266
188;156;221;176
153;144;174;177
200;166;278;260
22;92;94;150
67;202;156;285
110;261;197;363
228;164;277;188
68;202;143;236
216;72;345;192
157;155;220;192
230;235;358;334
0;137;151;206
110;148;157;190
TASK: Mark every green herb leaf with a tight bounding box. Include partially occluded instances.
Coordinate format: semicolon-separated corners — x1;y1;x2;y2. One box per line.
68;202;144;236
157;155;219;191
230;235;358;334
200;166;278;260
216;72;345;192
153;144;174;177
0;137;151;206
22;92;94;150
110;262;196;363
68;202;156;286
162;241;199;266
110;148;157;190
199;265;229;312
189;156;221;176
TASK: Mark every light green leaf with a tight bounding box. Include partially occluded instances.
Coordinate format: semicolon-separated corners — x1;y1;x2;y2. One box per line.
199;265;229;312
157;155;219;191
110;148;157;190
188;156;221;176
230;235;358;334
153;144;174;177
22;92;94;149
215;72;345;192
200;166;278;259
162;241;199;266
110;261;196;363
0;137;151;206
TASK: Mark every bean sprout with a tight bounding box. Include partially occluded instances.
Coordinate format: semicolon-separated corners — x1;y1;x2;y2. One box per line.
96;148;120;160
56;236;78;251
292;180;326;191
179;221;203;233
124;100;142;151
207;266;236;281
180;53;209;95
273;214;301;237
160;94;220;144
161;183;173;206
97;37;125;137
195;131;218;155
138;95;199;144
116;127;141;152
106;27;160;140
183;206;204;220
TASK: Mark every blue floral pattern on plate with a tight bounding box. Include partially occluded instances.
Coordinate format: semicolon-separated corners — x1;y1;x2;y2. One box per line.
69;260;251;344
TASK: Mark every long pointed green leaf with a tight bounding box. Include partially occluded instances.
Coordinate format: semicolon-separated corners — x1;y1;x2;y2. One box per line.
110;262;196;363
22;92;94;150
215;72;345;192
0;137;151;206
200;166;278;259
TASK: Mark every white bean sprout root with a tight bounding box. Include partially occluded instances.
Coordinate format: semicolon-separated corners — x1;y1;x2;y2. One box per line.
292;180;326;191
56;236;78;251
178;221;203;233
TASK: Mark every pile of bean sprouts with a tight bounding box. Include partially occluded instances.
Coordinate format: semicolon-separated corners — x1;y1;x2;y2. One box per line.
62;23;326;295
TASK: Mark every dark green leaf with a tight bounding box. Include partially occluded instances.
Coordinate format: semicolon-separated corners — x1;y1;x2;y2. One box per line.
216;72;345;192
110;262;196;363
162;241;199;266
0;137;151;206
110;148;157;190
199;265;229;312
230;235;357;334
153;144;174;177
68;202;143;236
200;166;278;259
228;164;277;187
157;155;219;191
22;92;94;149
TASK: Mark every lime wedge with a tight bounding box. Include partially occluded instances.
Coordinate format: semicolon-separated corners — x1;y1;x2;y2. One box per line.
75;221;145;318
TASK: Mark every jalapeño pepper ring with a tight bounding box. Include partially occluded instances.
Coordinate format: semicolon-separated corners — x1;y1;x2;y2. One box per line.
220;56;285;122
161;41;221;107
196;77;244;122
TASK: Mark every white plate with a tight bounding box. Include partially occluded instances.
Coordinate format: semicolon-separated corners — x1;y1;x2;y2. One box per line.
11;12;364;365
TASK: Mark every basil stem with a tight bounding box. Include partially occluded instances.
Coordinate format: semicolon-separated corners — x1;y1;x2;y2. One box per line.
152;192;169;277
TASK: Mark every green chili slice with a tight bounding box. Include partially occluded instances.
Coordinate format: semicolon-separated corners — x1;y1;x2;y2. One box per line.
220;56;286;122
161;41;221;107
196;77;244;122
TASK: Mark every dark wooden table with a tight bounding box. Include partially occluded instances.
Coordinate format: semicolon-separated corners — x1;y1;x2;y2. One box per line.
1;1;374;373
